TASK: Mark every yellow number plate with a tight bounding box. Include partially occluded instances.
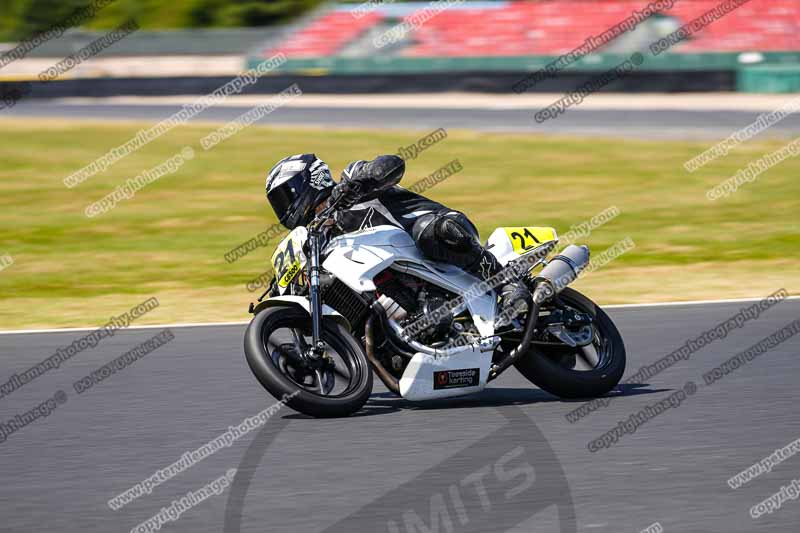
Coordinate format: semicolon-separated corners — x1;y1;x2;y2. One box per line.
277;261;301;288
503;227;557;253
271;227;307;290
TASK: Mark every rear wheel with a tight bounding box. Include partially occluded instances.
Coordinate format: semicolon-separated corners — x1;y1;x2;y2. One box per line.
512;288;626;399
244;306;373;417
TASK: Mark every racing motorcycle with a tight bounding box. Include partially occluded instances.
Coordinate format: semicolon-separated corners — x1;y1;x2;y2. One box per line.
244;200;626;417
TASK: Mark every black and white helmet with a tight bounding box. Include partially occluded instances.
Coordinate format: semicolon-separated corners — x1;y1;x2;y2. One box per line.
266;154;334;229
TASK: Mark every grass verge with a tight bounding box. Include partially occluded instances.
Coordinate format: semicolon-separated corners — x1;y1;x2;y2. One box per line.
0;118;797;329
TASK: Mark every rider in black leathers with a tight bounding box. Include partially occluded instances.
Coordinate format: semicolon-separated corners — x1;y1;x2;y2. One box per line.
265;153;529;324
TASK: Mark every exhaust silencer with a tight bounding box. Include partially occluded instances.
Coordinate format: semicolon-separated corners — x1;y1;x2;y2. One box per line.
532;245;590;303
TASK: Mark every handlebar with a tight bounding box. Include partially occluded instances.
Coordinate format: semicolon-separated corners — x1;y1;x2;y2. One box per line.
308;197;343;232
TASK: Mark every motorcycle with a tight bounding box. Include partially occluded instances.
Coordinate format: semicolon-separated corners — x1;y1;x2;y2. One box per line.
244;200;626;417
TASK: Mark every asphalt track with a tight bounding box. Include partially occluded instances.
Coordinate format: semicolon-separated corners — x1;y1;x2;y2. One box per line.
6;99;800;139
1;298;799;532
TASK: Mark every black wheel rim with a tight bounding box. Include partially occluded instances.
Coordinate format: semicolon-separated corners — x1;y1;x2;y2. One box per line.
537;304;613;373
261;317;366;399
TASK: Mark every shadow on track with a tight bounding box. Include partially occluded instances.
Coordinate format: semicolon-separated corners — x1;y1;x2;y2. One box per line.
282;383;668;419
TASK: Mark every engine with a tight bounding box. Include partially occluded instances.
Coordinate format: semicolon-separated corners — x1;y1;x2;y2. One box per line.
373;270;475;347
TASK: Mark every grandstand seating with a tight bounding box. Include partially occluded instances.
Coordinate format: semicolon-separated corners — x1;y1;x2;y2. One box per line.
264;0;800;59
272;11;382;58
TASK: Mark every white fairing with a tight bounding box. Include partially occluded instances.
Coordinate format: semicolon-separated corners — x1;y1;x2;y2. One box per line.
322;226;416;292
321;225;502;401
258;295;351;330
322;225;497;337
399;346;492;401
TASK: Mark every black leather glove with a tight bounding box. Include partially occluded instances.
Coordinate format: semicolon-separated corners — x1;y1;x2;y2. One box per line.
329;179;363;209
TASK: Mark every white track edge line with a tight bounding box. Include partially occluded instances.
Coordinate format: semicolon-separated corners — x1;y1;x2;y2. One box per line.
0;321;251;336
604;295;799;309
0;295;797;335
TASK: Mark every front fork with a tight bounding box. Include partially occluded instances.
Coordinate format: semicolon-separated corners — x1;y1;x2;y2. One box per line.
307;230;326;359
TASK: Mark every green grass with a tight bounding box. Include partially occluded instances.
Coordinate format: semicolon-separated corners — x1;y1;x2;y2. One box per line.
0;0;324;39
0;118;798;329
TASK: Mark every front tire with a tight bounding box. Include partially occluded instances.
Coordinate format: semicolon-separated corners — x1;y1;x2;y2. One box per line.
513;288;626;399
244;306;373;417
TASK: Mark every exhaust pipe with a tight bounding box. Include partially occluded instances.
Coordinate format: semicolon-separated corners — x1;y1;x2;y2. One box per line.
532;245;590;304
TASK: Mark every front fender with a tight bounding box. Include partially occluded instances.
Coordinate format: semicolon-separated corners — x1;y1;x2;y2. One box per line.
250;295;352;332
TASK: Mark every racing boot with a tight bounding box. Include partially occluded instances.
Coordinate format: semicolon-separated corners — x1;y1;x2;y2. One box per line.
495;279;531;329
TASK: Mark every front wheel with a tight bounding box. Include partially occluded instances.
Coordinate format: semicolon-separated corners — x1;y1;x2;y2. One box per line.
513;288;626;399
244;306;373;417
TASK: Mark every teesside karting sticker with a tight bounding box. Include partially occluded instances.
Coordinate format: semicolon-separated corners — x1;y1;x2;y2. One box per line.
433;368;480;390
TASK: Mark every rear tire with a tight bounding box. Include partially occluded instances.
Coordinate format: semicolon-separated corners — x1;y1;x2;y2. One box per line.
513;288;626;399
244;306;373;418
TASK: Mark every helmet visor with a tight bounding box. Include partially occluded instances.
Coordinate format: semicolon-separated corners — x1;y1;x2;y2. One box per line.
267;173;305;227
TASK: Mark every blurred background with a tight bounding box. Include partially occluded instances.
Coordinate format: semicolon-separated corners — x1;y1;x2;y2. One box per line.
1;0;798;328
1;0;799;90
1;5;800;533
